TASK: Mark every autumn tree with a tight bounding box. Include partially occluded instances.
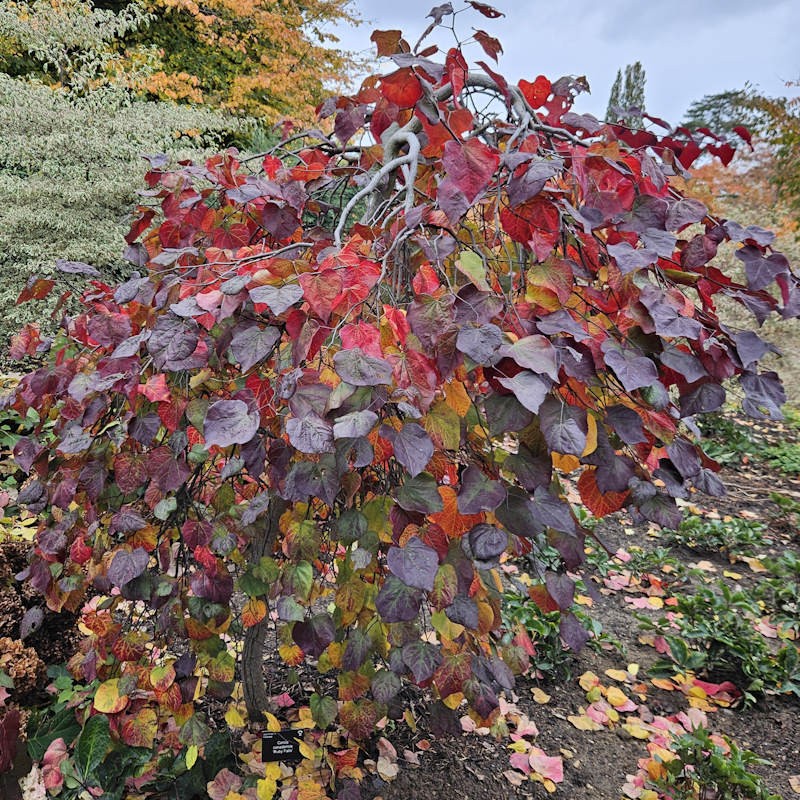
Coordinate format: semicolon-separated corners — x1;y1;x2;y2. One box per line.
606;61;646;128
107;0;359;121
6;4;798;799
683;84;800;214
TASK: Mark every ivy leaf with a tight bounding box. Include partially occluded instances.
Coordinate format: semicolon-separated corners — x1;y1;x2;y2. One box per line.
204;400;259;448
387;537;440;592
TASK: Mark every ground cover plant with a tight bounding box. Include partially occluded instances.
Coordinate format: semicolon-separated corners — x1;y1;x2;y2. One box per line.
2;3;800;799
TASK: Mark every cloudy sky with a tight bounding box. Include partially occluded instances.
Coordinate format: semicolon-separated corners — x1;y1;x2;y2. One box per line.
326;0;798;125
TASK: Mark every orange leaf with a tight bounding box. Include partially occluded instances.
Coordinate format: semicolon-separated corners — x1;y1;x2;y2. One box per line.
577;468;628;517
380;69;422;108
429;486;483;538
242;598;267;628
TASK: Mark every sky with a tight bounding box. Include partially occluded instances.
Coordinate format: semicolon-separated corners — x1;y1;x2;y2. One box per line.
325;0;799;125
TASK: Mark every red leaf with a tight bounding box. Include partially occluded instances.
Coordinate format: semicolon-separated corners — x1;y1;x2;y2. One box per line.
380;69;422;108
442;138;500;202
371;29;408;57
341;321;382;357
17;277;55;304
467;0;505;17
678;141;703;170
518;76;551;108
577;468;628;517
412;264;442;296
114;453;149;495
137;374;171;403
733;125;752;147
445;48;469;104
500;197;560;260
299;269;343;323
472;29;503;62
0;708;20;773
42;736;66;792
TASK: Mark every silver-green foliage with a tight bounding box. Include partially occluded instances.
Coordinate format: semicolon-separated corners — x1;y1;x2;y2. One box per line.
0;74;242;346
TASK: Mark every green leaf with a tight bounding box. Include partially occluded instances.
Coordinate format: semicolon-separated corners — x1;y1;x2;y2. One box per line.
456;251;490;291
310;693;338;729
27;707;81;762
395;473;444;514
75;713;111;781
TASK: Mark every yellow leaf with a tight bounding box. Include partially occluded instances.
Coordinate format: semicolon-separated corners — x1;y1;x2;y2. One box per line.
622;723;652;740
627;663;640;677
508;740;529;753
531;688;551;704
647;596;664;609
264;712;281;733
444;380;472;417
651;678;676;691
723;570;742;580
586;686;602;703
738;555;767;573
581;414;598;457
606;686;629;708
186;744;198;769
575;594;593;607
567;714;602;731
256;778;277;800
298;740;316;760
94;679;129;714
552;452;580;473
604;669;629;682
578;671;600;692
542;778;557;793
225;703;246;729
403;709;417;732
295;707;316;729
788;775;800;794
442;692;464;710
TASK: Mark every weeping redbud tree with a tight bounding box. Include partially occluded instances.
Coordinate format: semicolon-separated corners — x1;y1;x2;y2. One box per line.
7;2;797;798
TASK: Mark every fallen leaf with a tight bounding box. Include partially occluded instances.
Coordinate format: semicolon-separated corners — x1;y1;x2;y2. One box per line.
788;775;800;793
531;687;551;704
605;669;629;682
737;555;768;573
622;722;652;740
578;671;600;692
567;714;603;731
503;769;525;786
722;570;742;580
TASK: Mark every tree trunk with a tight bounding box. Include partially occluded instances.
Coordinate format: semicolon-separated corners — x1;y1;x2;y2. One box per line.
242;497;286;721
